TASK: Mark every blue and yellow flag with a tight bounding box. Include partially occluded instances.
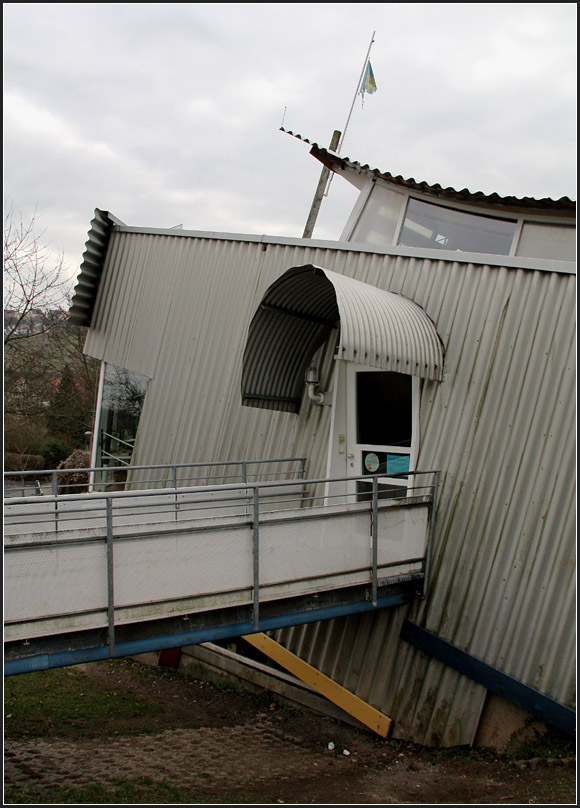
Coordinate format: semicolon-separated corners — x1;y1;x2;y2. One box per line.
360;60;377;96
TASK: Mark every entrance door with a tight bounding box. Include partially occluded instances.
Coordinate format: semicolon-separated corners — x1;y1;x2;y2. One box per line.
346;364;419;501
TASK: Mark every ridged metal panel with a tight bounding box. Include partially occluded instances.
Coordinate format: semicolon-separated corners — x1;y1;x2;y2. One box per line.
328;268;443;379
276;261;576;746
80;227;575;745
84;235;338;486
280;130;577;212
242;266;337;412
242;266;444;412
69;210;121;326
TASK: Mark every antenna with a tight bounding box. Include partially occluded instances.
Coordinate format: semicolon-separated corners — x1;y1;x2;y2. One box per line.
302;31;377;238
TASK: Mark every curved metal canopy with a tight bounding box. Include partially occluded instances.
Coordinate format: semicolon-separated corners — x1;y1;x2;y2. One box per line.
242;265;444;413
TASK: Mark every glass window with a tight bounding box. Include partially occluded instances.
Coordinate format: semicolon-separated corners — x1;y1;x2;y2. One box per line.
354;370;414;502
399;198;517;255
349;184;405;245
356;371;412;447
94;364;149;489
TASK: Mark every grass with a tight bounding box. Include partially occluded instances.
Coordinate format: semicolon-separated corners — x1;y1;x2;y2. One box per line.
3;778;254;804
4;664;259;804
4;660;576;805
4;664;159;738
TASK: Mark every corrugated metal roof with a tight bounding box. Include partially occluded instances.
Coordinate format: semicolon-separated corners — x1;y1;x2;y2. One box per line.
242;265;444;412
69;210;126;326
280;128;576;212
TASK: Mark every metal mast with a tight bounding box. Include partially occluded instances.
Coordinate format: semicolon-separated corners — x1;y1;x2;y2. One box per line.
302;31;376;238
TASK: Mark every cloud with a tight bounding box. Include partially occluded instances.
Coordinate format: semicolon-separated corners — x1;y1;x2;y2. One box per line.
3;3;576;279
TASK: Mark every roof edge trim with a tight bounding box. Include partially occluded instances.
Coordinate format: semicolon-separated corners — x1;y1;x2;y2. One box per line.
279;129;575;210
68;210;125;326
110;225;576;274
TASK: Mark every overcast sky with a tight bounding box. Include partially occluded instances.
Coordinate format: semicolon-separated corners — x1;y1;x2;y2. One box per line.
3;3;577;286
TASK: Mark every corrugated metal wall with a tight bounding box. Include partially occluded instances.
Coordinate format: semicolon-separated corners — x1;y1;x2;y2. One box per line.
84;230;575;745
277;258;576;746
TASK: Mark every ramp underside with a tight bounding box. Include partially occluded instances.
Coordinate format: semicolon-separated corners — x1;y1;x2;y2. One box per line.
4;576;419;674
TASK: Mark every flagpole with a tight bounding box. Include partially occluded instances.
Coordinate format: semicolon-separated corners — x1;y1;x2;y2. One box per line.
301;30;376;237
337;30;376;156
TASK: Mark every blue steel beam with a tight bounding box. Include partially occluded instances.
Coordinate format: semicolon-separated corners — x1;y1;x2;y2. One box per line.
5;592;410;676
400;620;576;737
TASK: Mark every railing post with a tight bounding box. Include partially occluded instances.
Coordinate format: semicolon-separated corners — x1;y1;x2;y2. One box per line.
52;471;59;532
422;470;440;599
242;462;249;517
251;486;260;629
105;498;115;656
172;465;178;521
371;475;378;606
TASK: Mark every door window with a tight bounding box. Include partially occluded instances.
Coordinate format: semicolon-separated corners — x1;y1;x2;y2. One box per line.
347;366;418;501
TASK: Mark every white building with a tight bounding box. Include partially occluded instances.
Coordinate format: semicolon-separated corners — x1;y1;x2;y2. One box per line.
69;142;575;746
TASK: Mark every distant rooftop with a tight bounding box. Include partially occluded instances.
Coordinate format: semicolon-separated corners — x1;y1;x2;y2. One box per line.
281;128;576;214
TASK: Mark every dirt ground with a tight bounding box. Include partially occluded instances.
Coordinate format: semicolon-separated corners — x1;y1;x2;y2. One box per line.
4;657;576;805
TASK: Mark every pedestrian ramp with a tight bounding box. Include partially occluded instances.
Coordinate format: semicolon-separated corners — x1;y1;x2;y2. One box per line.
4;470;439;675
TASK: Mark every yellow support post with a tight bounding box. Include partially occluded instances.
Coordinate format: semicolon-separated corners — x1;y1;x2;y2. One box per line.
242;632;392;738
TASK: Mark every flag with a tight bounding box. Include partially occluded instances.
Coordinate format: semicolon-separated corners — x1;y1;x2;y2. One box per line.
360;60;377;97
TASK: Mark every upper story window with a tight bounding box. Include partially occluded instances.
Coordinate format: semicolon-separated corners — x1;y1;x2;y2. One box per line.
398;198;517;255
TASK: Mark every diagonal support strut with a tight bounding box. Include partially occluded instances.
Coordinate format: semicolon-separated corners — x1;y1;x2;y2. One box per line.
242;632;392;738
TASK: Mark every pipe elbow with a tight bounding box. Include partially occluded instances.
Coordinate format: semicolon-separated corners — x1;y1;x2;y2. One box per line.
307;383;325;405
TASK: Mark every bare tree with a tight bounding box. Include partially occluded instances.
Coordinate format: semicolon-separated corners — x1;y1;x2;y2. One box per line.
4;203;71;345
4;205;100;470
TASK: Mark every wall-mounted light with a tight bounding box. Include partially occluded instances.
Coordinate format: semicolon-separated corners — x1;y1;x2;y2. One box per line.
305;365;325;405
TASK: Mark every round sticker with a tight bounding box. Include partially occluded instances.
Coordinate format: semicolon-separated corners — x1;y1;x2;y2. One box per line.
364;452;380;472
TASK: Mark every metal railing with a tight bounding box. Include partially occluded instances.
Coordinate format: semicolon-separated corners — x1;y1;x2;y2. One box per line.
5;469;440;655
5;466;438;534
4;457;308;497
98;431;136;467
100;431;135;451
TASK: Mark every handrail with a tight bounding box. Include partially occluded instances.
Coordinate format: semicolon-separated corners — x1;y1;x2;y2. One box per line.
5;468;440;507
99;449;132;466
5;469;440;656
4;457;309;497
4;456;308;482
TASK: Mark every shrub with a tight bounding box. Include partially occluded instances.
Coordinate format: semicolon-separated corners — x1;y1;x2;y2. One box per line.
4;452;45;472
42;437;71;469
57;450;91;494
